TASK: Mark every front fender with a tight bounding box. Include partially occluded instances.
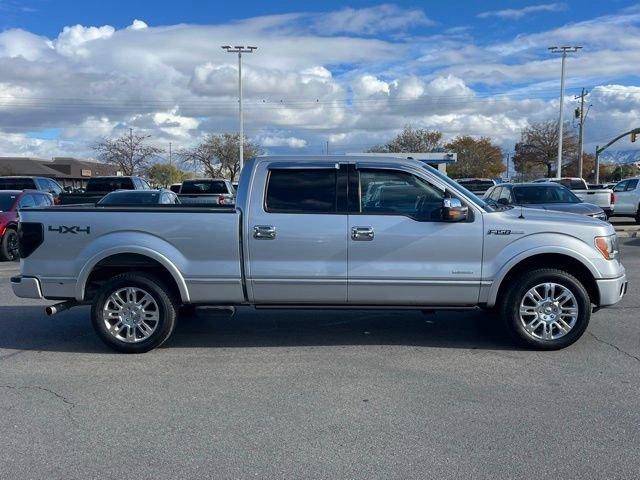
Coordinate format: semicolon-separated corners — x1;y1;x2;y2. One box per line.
75;231;190;302
485;233;601;308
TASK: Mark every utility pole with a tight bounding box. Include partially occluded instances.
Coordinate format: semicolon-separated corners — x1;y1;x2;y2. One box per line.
549;46;582;178
168;142;172;166
222;45;257;174
326;140;329;156
574;88;589;179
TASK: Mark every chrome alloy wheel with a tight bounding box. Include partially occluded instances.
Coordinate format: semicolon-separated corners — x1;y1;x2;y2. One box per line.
519;283;578;340
102;287;160;343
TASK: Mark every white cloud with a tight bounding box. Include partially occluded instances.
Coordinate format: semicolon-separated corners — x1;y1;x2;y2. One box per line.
54;24;115;57
128;19;148;30
260;135;307;148
313;4;434;35
478;3;567;20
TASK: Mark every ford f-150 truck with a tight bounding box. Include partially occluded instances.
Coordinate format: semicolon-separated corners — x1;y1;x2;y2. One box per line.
12;156;627;353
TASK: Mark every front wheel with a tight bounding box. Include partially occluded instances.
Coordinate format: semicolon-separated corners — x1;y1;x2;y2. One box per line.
0;229;19;261
500;268;591;350
91;273;178;353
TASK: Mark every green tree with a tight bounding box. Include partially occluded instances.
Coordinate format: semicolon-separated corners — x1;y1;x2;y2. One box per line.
179;133;262;181
147;163;190;187
367;125;443;153
445;136;505;178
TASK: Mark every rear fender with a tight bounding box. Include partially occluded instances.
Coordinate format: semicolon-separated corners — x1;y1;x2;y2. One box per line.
75;232;190;302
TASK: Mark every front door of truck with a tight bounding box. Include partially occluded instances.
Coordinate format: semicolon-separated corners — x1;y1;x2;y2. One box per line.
246;162;348;303
347;165;484;305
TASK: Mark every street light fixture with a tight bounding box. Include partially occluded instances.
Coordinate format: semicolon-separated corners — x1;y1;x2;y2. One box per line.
549;46;582;179
222;45;258;175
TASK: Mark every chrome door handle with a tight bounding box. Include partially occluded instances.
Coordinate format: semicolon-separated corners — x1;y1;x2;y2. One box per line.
253;225;276;240
351;226;374;241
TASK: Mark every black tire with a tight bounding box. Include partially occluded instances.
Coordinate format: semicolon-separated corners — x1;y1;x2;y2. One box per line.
499;268;591;350
635;207;640;224
0;228;19;262
91;273;178;353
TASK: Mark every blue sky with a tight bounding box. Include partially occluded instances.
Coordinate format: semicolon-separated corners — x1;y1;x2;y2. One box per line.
0;1;639;159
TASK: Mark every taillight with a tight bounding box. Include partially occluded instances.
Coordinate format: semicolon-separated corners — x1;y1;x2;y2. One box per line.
218;196;225;205
18;222;44;258
611;192;616;205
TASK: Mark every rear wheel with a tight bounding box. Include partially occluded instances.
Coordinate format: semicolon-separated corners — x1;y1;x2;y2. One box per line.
500;268;591;350
91;273;177;353
0;229;19;262
634;206;640;224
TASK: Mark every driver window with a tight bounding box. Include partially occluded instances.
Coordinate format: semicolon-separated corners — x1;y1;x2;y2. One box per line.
614;181;628;192
498;187;512;204
359;169;446;220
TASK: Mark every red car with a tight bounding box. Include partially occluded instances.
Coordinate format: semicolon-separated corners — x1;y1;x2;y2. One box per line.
0;190;54;261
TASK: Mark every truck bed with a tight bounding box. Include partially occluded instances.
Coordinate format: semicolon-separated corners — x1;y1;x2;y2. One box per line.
18;205;244;304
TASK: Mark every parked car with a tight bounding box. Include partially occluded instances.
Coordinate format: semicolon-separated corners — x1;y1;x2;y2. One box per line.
484;183;608;221
98;189;180;206
610;177;640;222
0;190;53;261
534;177;615;218
178;178;235;206
455;178;497;196
169;183;182;193
59;176;151;205
12;155;626;353
0;176;63;204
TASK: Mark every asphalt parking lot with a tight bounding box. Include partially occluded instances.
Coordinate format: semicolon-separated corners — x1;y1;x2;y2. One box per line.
0;239;639;480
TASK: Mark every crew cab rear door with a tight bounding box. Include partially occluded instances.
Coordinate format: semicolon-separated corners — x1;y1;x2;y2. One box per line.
346;163;483;306
246;161;348;303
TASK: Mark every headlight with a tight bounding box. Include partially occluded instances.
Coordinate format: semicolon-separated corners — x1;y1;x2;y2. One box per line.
591;212;607;221
595;234;619;260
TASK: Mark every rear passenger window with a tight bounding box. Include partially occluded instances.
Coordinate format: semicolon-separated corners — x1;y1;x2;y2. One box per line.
18;195;36;209
34;195;51;207
266;169;337;213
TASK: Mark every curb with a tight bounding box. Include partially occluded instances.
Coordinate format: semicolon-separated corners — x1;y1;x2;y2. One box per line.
616;230;639;238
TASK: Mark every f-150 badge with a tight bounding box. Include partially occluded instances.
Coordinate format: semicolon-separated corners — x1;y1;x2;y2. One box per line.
48;225;91;235
487;229;524;235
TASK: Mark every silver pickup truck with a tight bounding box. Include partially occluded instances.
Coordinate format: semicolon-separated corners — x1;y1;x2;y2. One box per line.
11;156;627;353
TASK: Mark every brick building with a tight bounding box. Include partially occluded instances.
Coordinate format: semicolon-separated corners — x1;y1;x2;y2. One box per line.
0;157;118;189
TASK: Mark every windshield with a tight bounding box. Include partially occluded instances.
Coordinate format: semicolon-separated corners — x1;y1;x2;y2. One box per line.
457;179;494;192
0;178;35;190
513;185;581;204
0;193;17;211
98;192;160;205
422;164;491;211
87;178;134;192
181;180;228;194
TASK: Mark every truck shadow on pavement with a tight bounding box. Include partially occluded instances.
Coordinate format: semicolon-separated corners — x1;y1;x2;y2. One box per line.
0;305;519;354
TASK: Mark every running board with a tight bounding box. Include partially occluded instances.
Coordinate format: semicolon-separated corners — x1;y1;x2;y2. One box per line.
253;304;479;311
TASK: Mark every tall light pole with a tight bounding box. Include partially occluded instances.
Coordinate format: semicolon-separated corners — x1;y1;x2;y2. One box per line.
222;45;257;175
549;46;582;178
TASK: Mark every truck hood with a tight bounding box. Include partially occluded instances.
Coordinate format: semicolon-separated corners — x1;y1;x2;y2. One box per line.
517;202;604;216
487;206;613;237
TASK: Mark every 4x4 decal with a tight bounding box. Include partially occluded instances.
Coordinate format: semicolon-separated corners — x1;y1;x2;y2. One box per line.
48;225;91;235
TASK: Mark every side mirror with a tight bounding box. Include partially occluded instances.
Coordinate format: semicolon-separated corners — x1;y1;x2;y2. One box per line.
442;198;468;222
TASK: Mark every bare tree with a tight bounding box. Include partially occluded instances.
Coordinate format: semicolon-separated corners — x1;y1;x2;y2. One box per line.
367;125;443;153
179;133;262;181
92;130;163;176
513;121;578;179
